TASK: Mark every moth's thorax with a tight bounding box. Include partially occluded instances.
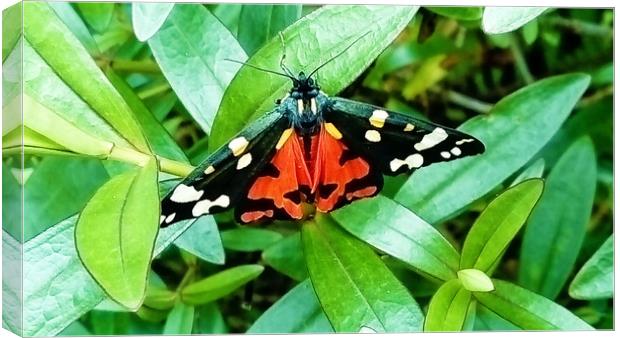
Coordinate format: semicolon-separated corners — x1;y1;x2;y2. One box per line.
282;90;330;136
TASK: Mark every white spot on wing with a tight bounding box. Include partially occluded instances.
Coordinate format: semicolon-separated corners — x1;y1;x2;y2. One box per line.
456;138;474;145
236;153;253;170
369;109;389;128
451;147;462;156
404;123;415;132
441;151;451;159
414;127;448;151
228;137;249;156
365;130;381;142
390;153;424;172
165;213;176;224
204;165;215;175
170;184;204;203
192;195;230;217
160;215;166;224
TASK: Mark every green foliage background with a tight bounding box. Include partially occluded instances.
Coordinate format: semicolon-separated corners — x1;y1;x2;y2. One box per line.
2;2;613;335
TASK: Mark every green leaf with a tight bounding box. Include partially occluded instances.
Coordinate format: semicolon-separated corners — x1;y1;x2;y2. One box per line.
181;265;264;305
2;163;22;240
474;279;593;330
24;157;109;241
395;74;591;224
248;279;334;333
23;2;150;153
510;158;545;187
221;228;283;252
3;2;22;62
262;233;308;281
76;2;115;32
149;4;247;133
474;305;520;331
424;279;472;332
482;7;548;34
237;4;302;55
569;236;613;300
75;158;159;310
210;4;243;37
460;179;544;273
174;216;225;265
457;269;495;292
331;195;460;282
209;5;418;151
302;216;424;333
23;213;198;337
49;2;100;55
519;137;597;299
426;6;483;20
132;3;174;42
163;301;195;334
193;303;228;334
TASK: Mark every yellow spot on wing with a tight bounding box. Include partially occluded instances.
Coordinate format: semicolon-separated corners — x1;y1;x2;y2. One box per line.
369;109;389;128
404;123;415;132
324;123;342;139
228;137;249;156
276;128;294;150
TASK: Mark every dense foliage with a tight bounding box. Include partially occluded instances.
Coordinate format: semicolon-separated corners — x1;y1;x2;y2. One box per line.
2;3;613;335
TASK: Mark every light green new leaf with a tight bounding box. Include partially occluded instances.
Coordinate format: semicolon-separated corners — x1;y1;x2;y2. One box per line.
23;2;150;153
209;5;418;151
221;228;283;252
132;3;174;41
519;137;597;299
237;4;302;55
426;6;483;20
395;74;590;224
569;236;613;300
474;280;593;330
424;279;472;332
460;179;544;273
331;195;460;282
483;7;548;34
248;279;334;333
149;4;247;133
302;216;424;333
76;2;115;33
163;301;195;334
181;265;264;305
174;216;225;265
262;233;308;281
75;158;159;310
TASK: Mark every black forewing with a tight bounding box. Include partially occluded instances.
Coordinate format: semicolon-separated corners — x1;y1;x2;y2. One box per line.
160;109;289;227
324;97;485;176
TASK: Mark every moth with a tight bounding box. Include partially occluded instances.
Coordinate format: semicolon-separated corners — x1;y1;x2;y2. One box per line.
160;43;485;227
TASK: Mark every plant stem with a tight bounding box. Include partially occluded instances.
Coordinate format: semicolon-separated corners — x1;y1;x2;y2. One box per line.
110;59;161;73
543;17;612;38
138;82;171;100
446;90;493;114
510;35;534;85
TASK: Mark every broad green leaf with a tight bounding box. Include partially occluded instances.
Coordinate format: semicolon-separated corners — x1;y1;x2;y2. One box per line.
510;158;545;187
163;301;195;334
569;236;613;300
210;4;243;37
331;195;460;282
262;233;308;281
58;321;92;336
426;6;483;20
302;216;424;333
519;137;597;299
2;2;21;62
209;5;419;151
193;303;228;334
105;69;187;162
2;163;22;240
76;3;115;32
474;305;520;331
75;158;159;310
460;179;544;273
132;3;174;42
2;229;22;334
248;279;334;333
474;279;593;330
395;74;591;224
23;213;198;337
174;216;225;265
23;2;150;153
237;4;302;55
457;269;494;292
483;7;548;34
24;157;109;241
149;4;247;133
181;265;264;305
49;2;100;55
221;228;283;252
424;279;472;332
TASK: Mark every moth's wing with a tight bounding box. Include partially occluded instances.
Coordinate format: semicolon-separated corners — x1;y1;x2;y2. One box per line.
160;110;289;227
324;97;485;176
313;124;383;213
234;129;313;224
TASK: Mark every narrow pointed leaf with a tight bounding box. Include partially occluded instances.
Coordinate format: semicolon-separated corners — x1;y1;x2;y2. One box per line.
181;265;264;305
510;159;545;187
220;228;283;252
569;236;613;300
425;279;472;332
483;7;548;34
302;216;424;333
76;3;115;33
163;301;195;334
132;3;174;41
209;5;419;151
519;137;597;299
75;158;159;310
49;2;99;55
395;74;591;224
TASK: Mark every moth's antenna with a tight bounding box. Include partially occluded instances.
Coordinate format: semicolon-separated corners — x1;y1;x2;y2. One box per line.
308;31;370;79
279;32;295;78
224;59;295;80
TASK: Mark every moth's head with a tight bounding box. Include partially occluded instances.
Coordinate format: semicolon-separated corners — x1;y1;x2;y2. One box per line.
292;71;319;95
